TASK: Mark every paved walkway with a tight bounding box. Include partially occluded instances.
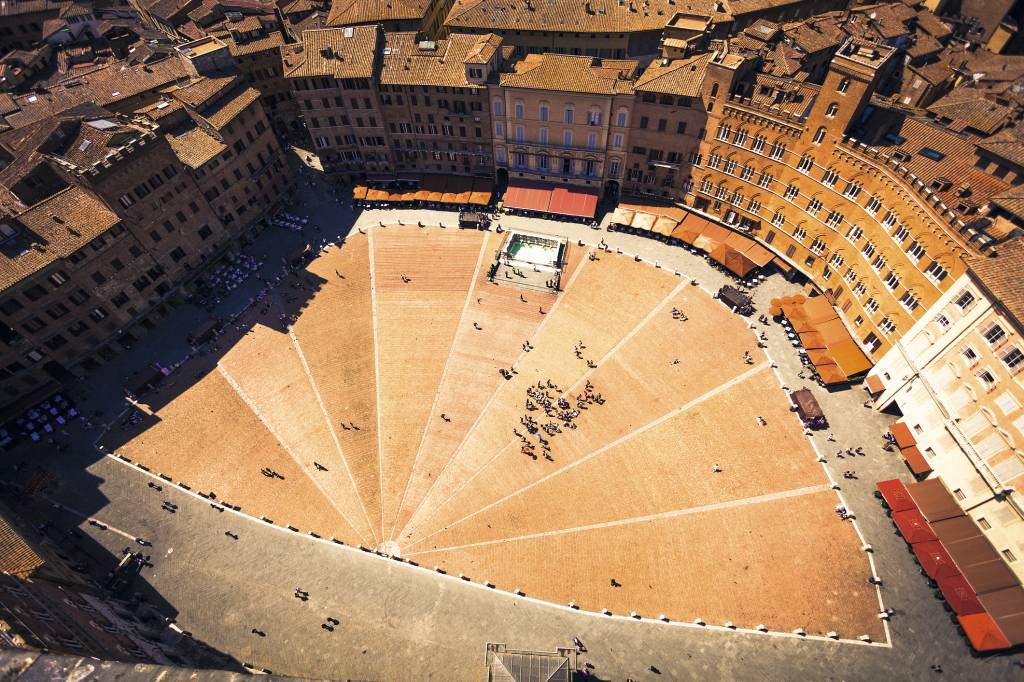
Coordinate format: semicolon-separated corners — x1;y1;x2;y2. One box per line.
4;173;1020;680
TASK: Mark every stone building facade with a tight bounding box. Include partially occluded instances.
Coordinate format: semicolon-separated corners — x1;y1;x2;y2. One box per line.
0;57;291;411
492;53;636;191
871;241;1024;582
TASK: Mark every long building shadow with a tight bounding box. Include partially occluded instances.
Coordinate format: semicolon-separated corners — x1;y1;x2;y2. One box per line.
0;191;366;672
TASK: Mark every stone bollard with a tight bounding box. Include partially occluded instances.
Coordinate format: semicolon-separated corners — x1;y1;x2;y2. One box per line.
434;567;446;574
792;628;806;636
724;621;735;629
827;631;839;639
568;601;578;609
601;608;612;616
630;612;640;620
694;618;705;626
757;624;768;633
659;614;669;622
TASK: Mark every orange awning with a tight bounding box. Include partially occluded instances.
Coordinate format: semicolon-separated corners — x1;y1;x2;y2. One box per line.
828;339;873;378
352;185;368;200
865;374;885;394
816;318;851;346
672;213;709;245
693;223;730;252
805;349;834;366
816;363;848;385
901;445;933;475
798;330;827;349
803;295;840;325
724;231;753;250
725;250;758;278
959;612;1012;651
742;242;775;267
891;422;916;449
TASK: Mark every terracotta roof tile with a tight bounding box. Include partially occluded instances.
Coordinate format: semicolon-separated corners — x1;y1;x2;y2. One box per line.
0;186;121;291
968;238;1024;326
634;53;710;96
992;185;1024;220
927;89;1014;135
282;26;380;79
499;53;637;95
978;133;1024;169
0;514;43;578
782;16;843;54
166;125;226;168
168;74;240;109
445;0;679;33
381;33;495;87
915;9;952;39
326;0;428;26
5;57;190;129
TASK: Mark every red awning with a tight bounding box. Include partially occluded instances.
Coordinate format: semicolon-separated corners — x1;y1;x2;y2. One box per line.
937;573;986;615
549;186;599;219
891;421;916;449
913;540;961;579
865;374;885;394
876;479;917;512
892;508;939;544
901;445;933;475
959;612;1012;651
504;181;553;213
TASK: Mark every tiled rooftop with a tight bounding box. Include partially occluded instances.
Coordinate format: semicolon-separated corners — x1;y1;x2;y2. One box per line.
968;238;1024;327
380;33;496;87
499;53;638;95
634;52;710;96
0;186;121;290
927;89;1015;136
444;0;680;33
325;0;429;27
166;125;227;169
282;26;380;79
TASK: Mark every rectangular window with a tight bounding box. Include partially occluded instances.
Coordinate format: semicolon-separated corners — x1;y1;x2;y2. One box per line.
955;291;975;311
1002;347;1024;371
984;324;1007;346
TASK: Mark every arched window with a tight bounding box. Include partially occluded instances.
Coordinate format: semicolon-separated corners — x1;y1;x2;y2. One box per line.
539;102;549;122
616;108;628;127
563;107;574;124
513;101;525;120
710;82;719;98
813;126;826;144
837;78;851;94
493;98;504;117
825;102;839;117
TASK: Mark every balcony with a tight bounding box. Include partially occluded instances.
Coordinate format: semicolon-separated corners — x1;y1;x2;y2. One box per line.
506;138;604;154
